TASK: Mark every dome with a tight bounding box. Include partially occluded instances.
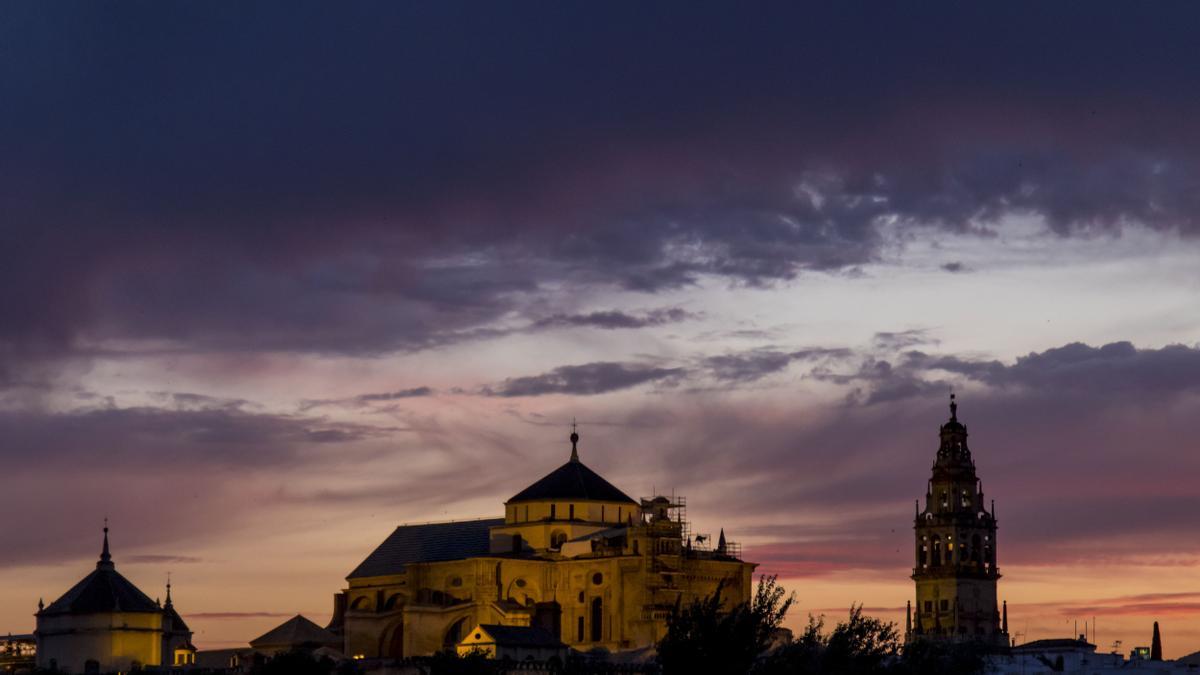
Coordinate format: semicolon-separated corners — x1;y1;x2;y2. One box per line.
40;528;159;616
506;431;636;504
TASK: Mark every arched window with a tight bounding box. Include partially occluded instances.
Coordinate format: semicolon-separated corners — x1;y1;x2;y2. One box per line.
551;531;568;550
384;593;403;610
577;616;584;642
569;504;575;520
550;504;557;519
351;596;371;611
918;544;927;567
972;534;982;564
931;536;943;566
590;597;603;642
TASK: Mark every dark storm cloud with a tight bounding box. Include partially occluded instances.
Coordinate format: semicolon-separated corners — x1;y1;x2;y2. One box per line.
485;362;686;397
2;3;1200;368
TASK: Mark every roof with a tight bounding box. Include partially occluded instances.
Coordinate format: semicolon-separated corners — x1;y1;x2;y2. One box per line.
250;615;340;649
471;624;564;648
43;527;161;615
347;518;504;579
163;602;191;633
41;567;160;615
507;458;636;504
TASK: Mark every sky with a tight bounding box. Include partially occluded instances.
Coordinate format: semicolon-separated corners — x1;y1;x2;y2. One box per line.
3;0;1200;659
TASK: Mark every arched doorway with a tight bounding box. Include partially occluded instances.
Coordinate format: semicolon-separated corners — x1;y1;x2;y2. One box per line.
443;617;469;651
385;621;404;659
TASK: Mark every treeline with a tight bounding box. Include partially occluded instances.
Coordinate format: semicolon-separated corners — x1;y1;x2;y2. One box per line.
658;576;989;675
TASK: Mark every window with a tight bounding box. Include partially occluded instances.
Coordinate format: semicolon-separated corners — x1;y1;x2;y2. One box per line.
592;572;603;585
939;599;949;611
577;616;585;642
512;534;523;553
591;597;603;642
550;504;557;519
551;531;568;550
924;601;932;612
569;504;575;520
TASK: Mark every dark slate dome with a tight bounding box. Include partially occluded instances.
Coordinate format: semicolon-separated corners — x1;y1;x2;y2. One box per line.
507;431;636;504
40;528;160;615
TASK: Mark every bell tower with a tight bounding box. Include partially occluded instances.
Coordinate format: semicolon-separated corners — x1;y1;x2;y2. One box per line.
908;395;1008;647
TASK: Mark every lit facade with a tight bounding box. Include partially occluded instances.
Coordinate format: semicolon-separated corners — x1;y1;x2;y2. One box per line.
35;527;193;674
333;431;756;658
907;396;1009;647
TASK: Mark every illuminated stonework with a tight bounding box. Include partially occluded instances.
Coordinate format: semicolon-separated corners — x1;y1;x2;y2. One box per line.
907;396;1009;647
35;527;195;673
331;431;756;658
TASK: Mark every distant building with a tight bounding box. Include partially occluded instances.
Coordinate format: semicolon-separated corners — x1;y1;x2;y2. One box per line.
906;396;1009;647
332;430;755;658
0;633;36;673
456;623;567;661
250;614;341;655
35;526;194;673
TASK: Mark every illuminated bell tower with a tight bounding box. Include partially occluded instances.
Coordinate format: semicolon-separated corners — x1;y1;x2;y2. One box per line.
908;395;1008;647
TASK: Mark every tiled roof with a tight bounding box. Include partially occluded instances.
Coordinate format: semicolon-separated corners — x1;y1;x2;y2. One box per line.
473;624;564;648
41;567;160;615
347;518;504;579
250;615;340;649
507;459;636;504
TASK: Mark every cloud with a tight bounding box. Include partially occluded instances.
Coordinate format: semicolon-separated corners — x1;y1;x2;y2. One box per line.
871;330;939;352
123;555;204;565
2;4;1200;378
300;386;435;411
0;404;393;568
940;261;968;273
704;348;851;383
531;308;698;330
186;611;296;620
484;362;686;397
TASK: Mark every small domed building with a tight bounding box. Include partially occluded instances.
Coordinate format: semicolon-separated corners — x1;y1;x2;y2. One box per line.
333;431;756;658
35;526;194;673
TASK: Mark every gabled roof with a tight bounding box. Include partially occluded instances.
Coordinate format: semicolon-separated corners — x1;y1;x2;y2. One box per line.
250;615;339;650
42;567;160;615
507;459;636;504
347;518;504;579
470;624;564;648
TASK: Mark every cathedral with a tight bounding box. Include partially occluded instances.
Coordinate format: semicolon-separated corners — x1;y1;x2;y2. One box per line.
330;430;756;658
35;526;196;673
906;396;1009;647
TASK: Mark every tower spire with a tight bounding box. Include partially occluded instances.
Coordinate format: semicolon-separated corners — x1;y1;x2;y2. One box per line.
98;518;113;570
165;572;173;607
569;419;580;462
950;392;957;421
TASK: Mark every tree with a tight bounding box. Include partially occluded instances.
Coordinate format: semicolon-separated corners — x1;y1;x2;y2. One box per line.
657;575;795;675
